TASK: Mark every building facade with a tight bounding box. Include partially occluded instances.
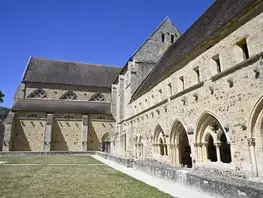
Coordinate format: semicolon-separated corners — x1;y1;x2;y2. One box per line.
3;0;263;179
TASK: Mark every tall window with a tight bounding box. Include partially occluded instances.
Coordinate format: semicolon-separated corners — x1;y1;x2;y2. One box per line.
237;38;249;61
213;55;221;73
89;93;106;102
168;83;172;96
60;91;78;100
171;35;175;43
161;33;165;42
27;89;47;99
193;67;200;83
179;76;185;91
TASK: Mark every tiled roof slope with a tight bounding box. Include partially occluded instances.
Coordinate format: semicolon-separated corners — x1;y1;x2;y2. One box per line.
23;57;122;87
131;0;258;101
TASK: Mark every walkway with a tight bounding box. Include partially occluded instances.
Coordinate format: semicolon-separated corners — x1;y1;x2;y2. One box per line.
93;155;217;198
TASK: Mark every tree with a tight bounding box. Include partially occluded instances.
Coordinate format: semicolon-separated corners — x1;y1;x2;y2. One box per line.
0;90;4;103
0;106;10;122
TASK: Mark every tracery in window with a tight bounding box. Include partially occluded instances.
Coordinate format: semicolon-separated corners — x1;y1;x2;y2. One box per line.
89;93;106;102
97;116;106;120
26;113;38;118
27;89;47;99
63;115;75;119
60;91;78;100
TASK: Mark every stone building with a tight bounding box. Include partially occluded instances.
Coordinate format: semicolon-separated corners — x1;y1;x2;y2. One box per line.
3;0;263;180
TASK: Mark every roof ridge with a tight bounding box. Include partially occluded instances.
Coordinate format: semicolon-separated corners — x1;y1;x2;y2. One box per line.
30;57;122;68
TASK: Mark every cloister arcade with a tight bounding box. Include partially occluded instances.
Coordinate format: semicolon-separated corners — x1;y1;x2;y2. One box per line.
135;135;143;159
101;133;111;153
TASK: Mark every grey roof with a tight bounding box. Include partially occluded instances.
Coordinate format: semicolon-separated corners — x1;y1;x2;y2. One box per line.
131;0;258;101
12;99;112;114
23;57;122;87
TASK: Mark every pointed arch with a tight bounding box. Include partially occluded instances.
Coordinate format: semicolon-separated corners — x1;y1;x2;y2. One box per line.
101;133;111;153
195;111;231;163
27;89;47;99
60;91;78;100
89;93;106;102
153;124;168;156
170;119;192;168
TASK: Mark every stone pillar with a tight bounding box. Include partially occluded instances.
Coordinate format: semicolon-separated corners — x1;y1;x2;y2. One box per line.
193;143;198;162
175;144;181;167
215;142;221;162
248;138;258;177
82;114;88;152
197;143;203;162
202;143;208;162
43;113;54;152
2;112;15;152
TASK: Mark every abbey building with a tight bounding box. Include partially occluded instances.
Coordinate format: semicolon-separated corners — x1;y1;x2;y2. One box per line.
3;0;263;179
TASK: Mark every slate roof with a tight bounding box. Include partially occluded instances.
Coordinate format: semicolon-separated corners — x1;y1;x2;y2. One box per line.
13;99;112;114
23;57;122;87
131;0;259;101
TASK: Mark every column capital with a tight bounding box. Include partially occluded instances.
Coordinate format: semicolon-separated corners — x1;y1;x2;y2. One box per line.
247;138;256;146
46;113;54;125
201;142;208;147
82;114;88;126
214;141;221;148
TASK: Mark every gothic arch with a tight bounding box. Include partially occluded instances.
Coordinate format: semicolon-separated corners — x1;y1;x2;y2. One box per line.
170;119;192;168
27;89;47;99
247;94;263;177
153;124;168;156
89;93;106;102
60;91;78;100
101;133;111;153
195;111;231;163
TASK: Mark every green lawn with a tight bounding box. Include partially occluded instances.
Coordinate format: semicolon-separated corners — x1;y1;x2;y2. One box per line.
0;156;172;198
0;156;102;164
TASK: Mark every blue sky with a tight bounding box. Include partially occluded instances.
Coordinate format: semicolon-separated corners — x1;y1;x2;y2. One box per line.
0;0;213;107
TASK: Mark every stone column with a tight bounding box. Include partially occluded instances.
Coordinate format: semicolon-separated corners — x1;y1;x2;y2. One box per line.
43;113;54;152
215;142;221;162
2;112;15;152
248;138;258;177
82;114;88;152
175;144;181;167
197;143;203;162
193;143;199;162
202;143;208;162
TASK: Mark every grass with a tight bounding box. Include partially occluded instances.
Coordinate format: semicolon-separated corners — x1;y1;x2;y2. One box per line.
0;156;172;198
0;156;102;164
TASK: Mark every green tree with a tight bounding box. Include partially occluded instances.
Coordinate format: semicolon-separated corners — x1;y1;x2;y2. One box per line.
0;106;10;122
0;90;4;103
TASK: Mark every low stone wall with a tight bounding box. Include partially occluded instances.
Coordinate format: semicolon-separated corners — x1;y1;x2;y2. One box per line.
0;151;96;156
134;159;263;198
96;152;134;168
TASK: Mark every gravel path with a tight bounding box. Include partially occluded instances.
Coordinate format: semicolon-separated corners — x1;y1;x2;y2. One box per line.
93;155;217;198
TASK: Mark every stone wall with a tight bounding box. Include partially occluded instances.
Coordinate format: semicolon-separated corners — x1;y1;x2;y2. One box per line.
134;159;263;198
96;151;134;168
14;82;111;102
115;3;263;178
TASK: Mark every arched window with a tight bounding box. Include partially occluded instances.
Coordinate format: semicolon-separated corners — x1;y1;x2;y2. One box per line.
26;113;38;118
27;89;47;99
89;93;106;102
60;91;78;100
97;116;106;120
63;115;75;119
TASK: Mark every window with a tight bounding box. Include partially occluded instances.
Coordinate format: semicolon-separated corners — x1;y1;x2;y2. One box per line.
193;67;200;83
159;89;162;100
168;83;172;96
161;33;165;42
237;38;249;61
179;76;185;91
26;113;38;118
60;91;78;100
171;35;175;43
27;89;47;99
63;115;75;119
213;55;221;73
89;93;106;102
97;116;106;120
